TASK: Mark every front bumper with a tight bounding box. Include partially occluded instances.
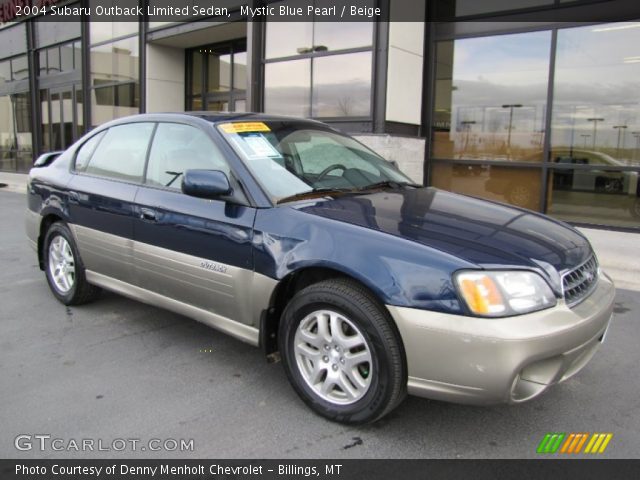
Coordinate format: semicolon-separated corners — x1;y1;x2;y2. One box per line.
387;273;615;404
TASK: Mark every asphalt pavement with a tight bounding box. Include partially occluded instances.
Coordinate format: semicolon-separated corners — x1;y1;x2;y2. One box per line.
1;190;638;459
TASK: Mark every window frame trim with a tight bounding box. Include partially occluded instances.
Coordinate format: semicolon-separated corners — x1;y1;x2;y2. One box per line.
71;121;156;185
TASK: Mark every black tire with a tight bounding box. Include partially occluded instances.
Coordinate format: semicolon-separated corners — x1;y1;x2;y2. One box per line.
43;222;100;305
279;278;406;424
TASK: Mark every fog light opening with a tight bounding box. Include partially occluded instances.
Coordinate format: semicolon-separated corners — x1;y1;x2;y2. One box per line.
511;374;547;403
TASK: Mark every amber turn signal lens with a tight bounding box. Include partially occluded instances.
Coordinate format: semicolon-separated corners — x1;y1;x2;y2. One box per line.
457;274;506;315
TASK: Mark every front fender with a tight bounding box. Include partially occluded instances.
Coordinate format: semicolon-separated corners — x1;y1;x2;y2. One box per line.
253;207;475;314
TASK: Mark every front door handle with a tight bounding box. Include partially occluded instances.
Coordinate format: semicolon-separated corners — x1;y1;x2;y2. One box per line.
68;191;79;203
140;208;157;222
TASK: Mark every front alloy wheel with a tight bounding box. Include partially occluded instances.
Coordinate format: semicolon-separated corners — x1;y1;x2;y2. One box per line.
279;278;407;424
294;309;372;405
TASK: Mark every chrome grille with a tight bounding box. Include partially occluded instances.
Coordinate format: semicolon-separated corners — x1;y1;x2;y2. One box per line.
562;255;599;307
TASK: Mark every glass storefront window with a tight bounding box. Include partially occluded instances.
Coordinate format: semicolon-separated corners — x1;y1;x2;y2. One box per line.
191;96;203;110
265;53;373;118
0;23;27;59
264;19;373;119
548;168;640;228
312;52;372;117
233;51;247;90
312;22;373;52
433;31;551;163
91;37;139;84
234;99;246;112
60;43;74;73
187;42;246;112
546;22;640;227
264;59;311;117
265;22;313;59
74;41;82;71
265;17;372;59
11;55;29;81
90;37;140;125
207;52;231;93
0;52;32;172
431;162;543;211
0;59;10;83
76;87;84;135
551;22;640;167
0;92;33;172
429;22;639;229
191;51;203;95
34;15;81;48
39;89;50;152
47;47;61;75
434;0;553;18
89;20;139;45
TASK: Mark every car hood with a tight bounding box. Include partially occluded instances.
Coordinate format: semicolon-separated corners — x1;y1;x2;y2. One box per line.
294;187;592;274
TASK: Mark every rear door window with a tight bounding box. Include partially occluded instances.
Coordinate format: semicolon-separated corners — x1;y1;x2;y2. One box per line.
74;130;106;172
82;123;155;183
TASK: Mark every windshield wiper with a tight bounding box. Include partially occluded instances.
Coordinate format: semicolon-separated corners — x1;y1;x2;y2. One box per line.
357;180;421;191
277;187;354;205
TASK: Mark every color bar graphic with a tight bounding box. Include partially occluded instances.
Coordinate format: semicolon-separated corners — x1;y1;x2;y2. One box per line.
537;433;565;453
584;433;613;454
537;433;613;454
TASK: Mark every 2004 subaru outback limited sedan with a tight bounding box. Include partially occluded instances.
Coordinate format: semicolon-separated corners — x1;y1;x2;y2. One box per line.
26;113;615;424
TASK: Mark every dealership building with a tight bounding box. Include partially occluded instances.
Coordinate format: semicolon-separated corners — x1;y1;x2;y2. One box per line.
1;0;639;229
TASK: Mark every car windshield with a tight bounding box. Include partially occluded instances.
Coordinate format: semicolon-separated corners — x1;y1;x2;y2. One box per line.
217;120;414;202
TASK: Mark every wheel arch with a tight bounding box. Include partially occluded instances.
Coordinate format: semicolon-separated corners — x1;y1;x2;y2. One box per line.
37;212;66;270
259;265;401;358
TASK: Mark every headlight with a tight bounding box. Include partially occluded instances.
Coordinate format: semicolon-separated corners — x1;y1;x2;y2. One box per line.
455;270;556;317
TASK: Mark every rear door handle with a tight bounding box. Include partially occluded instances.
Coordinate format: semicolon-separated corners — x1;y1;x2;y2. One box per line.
140;208;157;222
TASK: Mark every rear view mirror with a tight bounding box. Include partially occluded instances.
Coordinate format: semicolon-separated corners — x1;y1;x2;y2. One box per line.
182;170;232;199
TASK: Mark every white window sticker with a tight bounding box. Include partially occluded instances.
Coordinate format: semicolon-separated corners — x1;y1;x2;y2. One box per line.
234;134;282;159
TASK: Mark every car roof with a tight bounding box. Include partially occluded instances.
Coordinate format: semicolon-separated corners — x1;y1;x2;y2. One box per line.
104;112;331;128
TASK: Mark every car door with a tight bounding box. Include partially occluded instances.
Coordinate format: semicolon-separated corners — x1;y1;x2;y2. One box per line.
66;122;155;284
133;122;257;330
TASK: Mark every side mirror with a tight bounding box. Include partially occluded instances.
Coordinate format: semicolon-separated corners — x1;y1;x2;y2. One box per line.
182;169;232;199
34;151;63;168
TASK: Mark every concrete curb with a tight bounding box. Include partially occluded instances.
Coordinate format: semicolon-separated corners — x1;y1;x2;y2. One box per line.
0;172;28;194
578;228;640;292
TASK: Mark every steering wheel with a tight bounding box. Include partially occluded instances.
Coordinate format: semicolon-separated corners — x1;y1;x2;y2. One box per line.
316;164;347;181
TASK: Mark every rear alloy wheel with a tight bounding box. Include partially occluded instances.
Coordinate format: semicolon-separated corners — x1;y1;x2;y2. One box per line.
48;235;75;294
279;278;406;424
43;222;100;305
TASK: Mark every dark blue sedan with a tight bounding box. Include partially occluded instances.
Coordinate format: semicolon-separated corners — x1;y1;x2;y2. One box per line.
26;113;615;423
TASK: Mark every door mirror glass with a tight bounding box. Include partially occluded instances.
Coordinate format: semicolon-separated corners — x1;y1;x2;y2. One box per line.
182;169;232;199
